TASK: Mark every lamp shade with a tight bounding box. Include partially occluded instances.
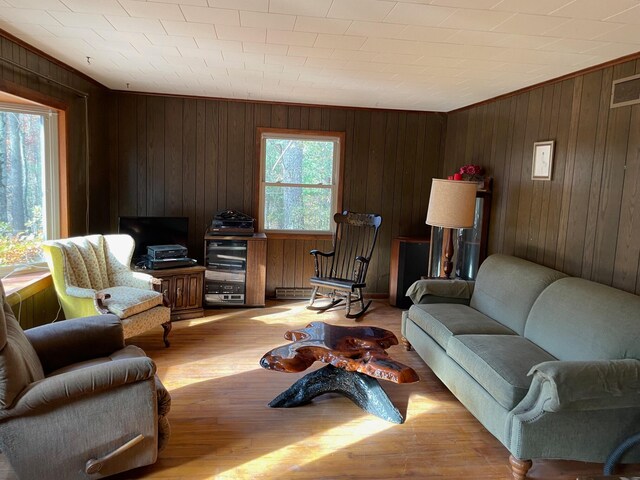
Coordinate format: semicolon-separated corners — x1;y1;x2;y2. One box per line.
426;179;477;229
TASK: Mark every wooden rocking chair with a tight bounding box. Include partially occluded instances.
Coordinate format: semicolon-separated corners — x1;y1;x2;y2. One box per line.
307;211;382;319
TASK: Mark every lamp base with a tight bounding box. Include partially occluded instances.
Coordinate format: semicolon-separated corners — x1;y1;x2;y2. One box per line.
443;228;454;279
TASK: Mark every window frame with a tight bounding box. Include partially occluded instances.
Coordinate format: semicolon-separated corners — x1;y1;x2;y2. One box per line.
256;127;345;238
0;101;62;276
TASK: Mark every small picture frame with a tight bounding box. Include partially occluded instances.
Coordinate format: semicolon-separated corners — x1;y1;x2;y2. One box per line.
532;140;554;181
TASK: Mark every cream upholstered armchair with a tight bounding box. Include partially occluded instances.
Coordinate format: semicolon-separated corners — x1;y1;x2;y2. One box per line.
42;234;172;346
0;281;171;479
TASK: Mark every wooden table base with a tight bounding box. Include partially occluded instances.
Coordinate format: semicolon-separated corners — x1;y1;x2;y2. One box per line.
268;364;404;424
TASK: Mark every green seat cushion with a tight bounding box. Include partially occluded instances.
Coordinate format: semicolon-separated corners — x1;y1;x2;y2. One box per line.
446;334;556;410
407;303;516;350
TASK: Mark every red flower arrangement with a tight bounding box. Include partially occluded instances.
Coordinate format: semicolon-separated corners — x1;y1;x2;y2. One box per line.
458;164;485;180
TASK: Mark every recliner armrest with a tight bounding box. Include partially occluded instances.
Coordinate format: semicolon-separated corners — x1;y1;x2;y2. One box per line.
405;278;475;305
524;359;640;412
0;356;156;420
25;315;125;374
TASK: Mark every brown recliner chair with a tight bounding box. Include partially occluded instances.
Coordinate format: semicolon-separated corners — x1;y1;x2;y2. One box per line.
0;282;170;479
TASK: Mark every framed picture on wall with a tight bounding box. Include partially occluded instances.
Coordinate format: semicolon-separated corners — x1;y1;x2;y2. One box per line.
532;140;554;180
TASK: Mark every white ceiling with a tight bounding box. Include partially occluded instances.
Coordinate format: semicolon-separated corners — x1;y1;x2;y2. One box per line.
1;0;640;112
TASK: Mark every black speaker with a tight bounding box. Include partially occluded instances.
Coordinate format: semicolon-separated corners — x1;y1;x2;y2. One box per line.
389;238;430;309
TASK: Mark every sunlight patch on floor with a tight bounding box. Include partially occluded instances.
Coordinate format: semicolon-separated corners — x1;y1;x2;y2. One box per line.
215;415;395;479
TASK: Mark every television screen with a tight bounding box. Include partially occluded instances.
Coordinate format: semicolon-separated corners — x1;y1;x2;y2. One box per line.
118;216;189;263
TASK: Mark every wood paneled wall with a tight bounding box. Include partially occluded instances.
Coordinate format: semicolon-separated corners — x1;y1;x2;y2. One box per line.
0;32;110;235
10;284;61;329
109;94;445;296
443;57;640;295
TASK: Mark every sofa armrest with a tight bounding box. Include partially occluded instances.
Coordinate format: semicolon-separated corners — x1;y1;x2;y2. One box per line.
405;278;475;305
25;315;125;374
0;357;156;420
520;360;640;413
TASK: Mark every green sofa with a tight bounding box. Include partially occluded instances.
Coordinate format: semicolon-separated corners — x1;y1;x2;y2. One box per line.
401;254;640;480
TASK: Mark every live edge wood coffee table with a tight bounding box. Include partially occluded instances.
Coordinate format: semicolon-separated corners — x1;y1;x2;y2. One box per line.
259;321;419;424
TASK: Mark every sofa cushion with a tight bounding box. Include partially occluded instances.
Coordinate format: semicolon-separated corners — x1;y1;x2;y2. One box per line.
470;254;567;335
525;277;640;361
446;334;556;410
0;287;45;408
102;287;163;319
408;303;516;350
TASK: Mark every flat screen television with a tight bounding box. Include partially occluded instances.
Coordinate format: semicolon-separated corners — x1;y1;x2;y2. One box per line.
118;216;189;263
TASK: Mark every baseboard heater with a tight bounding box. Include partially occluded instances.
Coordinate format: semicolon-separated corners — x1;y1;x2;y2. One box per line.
275;287;313;300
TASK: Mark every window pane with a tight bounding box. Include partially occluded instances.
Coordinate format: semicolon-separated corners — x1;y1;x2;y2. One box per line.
264;186;332;231
264;138;334;185
0;111;46;266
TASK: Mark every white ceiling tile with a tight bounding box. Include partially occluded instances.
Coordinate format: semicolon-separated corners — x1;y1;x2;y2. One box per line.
152;0;207;5
162;20;215;37
240;11;295;30
492;33;557;49
540;37;610;53
119;1;184;21
223;51;264;64
162;54;205;68
195;37;243;51
0;8;57;25
446;29;510;46
268;0;332;17
315;33;366;49
133;43;180;57
210;0;267;12
491;0;575;15
43;24;104;41
327;0;395;22
304;57;348;68
543;19;625;40
49;10;112;28
145;33;197;48
94;28;147;43
550;0;638;21
580;42;640;58
606;4;640;24
439;9;514;31
288;45;333;58
295;16;351;34
379;63;426;74
492;13;571;35
360;37;424;54
345;20;405;38
432;0;501;7
59;0;128;15
216;24;266;42
265;53;306;65
266;29;317;46
383;3;456;27
180;5;239;25
178;45;224;61
5;0;67;9
106;15;165;33
330;49;377;61
371;52;421;64
242;41;288;55
395;25;459;42
593;23;640;43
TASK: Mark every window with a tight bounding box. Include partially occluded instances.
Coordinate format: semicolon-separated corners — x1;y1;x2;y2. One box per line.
0;102;60;271
258;128;343;235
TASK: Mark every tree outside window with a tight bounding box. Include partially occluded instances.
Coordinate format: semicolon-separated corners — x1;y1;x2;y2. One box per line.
259;129;343;235
0;103;59;269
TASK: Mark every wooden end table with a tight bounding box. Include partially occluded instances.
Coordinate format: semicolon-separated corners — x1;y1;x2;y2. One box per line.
260;321;419;424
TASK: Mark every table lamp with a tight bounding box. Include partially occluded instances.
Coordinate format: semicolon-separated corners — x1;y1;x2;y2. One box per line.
426;179;477;278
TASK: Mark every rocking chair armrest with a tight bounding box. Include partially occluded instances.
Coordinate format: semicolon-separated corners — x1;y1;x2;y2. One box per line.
309;250;334;257
354;256;370;264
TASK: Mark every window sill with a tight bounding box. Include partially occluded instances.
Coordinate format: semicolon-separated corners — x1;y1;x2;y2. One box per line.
2;271;52;307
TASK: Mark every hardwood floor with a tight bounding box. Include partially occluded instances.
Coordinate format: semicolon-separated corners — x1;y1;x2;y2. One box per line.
4;300;639;479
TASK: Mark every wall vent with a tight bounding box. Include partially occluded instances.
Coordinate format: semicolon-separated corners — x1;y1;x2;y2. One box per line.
275;287;313;300
611;73;640;108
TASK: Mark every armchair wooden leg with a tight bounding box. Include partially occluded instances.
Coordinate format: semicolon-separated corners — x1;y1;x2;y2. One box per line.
162;321;172;348
509;455;532;480
401;336;412;351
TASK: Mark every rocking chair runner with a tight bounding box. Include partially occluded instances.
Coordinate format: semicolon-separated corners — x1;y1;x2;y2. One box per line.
308;211;382;319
